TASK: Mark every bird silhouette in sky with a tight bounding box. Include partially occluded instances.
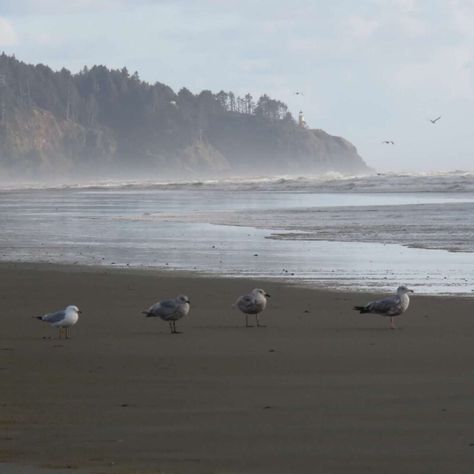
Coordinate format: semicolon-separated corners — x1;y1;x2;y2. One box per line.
382;140;395;145
429;116;441;124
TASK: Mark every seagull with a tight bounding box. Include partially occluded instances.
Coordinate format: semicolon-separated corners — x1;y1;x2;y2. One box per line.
142;295;190;334
35;305;81;339
234;288;270;327
294;91;304;96
429;116;441;124
382;140;395;145
353;286;414;329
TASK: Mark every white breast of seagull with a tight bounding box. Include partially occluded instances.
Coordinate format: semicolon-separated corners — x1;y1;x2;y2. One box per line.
253;292;267;310
53;307;79;328
237;290;267;314
399;293;410;313
174;301;190;320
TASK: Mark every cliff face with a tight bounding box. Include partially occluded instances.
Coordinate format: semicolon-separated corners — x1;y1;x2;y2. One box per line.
0;108;117;177
206;114;368;176
0;55;370;180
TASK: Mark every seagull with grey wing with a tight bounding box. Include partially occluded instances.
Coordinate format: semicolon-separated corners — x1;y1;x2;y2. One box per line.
143;295;190;334
353;286;414;329
35;305;81;339
234;288;270;327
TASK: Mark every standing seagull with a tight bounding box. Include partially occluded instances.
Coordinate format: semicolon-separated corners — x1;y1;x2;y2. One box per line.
234;288;270;327
35;305;81;339
353;286;414;329
429;116;441;124
143;295;190;334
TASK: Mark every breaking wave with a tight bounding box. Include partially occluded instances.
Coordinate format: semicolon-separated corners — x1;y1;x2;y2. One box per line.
1;170;473;193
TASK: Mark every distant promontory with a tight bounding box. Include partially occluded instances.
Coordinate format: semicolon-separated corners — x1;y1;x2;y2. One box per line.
0;54;369;180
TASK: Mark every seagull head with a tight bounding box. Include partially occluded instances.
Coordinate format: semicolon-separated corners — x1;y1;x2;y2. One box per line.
66;305;81;314
177;295;191;305
397;286;414;295
253;288;270;298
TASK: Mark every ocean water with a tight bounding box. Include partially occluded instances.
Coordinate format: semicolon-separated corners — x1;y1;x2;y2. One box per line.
0;171;473;295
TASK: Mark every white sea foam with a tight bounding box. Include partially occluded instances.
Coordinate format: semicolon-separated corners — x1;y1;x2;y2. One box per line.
1;170;473;193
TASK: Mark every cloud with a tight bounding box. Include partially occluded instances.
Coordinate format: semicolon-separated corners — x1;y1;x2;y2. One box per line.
0;0;157;15
395;0;419;13
393;45;474;100
0;17;17;45
344;15;380;42
397;14;428;37
449;0;474;38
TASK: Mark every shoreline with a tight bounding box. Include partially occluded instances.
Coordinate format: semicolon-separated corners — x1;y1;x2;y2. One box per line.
1;262;474;473
1;180;474;296
0;258;472;298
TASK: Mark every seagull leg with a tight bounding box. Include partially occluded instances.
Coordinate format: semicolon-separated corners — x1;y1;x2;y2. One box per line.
58;327;63;339
245;315;249;328
390;317;396;330
256;313;266;327
65;327;70;339
173;321;181;334
169;322;174;334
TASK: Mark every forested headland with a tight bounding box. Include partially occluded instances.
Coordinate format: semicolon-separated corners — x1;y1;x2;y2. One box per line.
0;54;369;180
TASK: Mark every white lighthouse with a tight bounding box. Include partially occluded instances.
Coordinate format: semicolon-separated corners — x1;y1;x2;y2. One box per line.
298;110;307;128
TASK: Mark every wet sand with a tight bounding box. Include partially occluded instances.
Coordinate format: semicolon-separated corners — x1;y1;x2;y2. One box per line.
1;262;474;473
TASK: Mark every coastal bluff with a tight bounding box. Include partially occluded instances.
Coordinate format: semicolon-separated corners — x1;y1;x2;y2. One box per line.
0;54;369;179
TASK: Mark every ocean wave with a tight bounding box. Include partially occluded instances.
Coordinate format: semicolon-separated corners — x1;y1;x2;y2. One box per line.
1;170;473;193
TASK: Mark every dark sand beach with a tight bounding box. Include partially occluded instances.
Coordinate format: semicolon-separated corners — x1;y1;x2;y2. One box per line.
1;262;474;473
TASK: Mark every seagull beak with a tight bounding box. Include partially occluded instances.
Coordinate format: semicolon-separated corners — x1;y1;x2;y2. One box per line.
78;310;82;314
265;293;271;298
409;289;414;293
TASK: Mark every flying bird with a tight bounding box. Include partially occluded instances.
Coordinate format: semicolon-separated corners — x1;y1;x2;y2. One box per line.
382;140;395;145
353;286;414;329
143;295;190;334
35;305;81;339
234;288;270;327
294;91;304;96
429;116;441;124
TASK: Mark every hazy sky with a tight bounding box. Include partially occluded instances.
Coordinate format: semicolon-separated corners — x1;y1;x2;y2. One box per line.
0;0;473;172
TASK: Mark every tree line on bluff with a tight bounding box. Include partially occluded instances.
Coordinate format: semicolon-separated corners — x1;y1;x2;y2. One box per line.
0;53;368;178
0;53;290;127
